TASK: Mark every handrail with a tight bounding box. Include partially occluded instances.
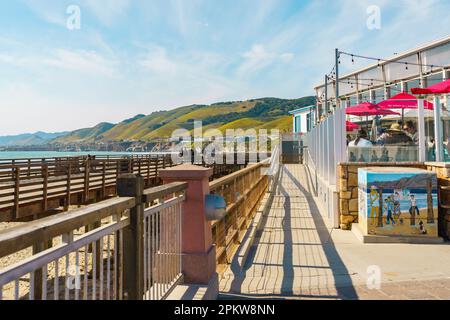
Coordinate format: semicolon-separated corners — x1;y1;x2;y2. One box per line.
209;161;269;266
0;174;187;301
0;197;135;258
209;161;268;192
143;182;188;203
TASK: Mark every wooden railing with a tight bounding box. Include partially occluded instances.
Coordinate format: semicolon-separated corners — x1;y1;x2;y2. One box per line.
0;180;187;300
0;154;246;222
0;155;173;222
0;154;279;300
209;161;270;267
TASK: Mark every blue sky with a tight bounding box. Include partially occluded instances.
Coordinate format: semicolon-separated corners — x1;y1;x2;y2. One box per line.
1;0;450;135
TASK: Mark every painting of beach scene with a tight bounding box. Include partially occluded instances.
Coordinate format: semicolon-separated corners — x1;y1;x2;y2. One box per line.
358;167;438;237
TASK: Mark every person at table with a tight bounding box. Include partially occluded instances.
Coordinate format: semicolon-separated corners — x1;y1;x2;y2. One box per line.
403;121;418;144
348;129;372;147
376;123;413;145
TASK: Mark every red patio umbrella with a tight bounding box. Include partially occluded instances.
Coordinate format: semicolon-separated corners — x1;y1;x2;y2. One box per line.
346;121;360;132
346;102;400;116
378;92;434;110
411;79;450;95
378;92;433;123
346;102;400;132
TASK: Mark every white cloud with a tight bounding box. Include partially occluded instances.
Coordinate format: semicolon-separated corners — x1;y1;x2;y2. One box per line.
280;53;295;63
22;0;67;27
82;0;131;26
238;45;296;77
43;49;119;77
139;47;178;75
22;0;131;27
0;47;119;78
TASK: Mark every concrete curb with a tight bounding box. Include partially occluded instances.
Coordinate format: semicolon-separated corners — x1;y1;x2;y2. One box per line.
166;272;219;300
352;223;445;244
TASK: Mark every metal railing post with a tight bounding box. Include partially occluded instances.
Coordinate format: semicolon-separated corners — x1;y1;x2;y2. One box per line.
117;174;145;300
418;98;427;162
433;96;444;162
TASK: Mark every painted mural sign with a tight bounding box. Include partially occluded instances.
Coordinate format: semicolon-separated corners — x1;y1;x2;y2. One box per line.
358;167;438;237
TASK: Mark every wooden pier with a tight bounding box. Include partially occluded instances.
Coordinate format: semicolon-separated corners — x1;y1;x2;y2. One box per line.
0;154;248;222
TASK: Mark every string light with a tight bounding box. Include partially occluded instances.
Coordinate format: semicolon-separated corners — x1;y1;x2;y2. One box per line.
339;51;447;69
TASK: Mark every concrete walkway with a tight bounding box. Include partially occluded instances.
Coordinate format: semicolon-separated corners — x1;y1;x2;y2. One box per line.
219;164;450;300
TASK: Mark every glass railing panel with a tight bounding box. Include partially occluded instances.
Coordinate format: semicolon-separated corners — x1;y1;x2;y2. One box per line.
347;146;419;163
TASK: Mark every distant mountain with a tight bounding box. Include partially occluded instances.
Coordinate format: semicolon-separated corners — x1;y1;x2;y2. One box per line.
0;131;68;147
4;96;315;146
99;96;315;142
52;122;115;143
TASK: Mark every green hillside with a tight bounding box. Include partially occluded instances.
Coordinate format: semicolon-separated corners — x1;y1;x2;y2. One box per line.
52;96;315;144
53;122;115;143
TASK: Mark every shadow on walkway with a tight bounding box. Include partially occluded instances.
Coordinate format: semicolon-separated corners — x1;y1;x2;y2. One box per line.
221;165;358;300
282;166;358;299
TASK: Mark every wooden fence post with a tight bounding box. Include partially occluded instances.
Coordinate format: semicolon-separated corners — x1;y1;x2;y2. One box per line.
117;174;144;300
14;166;20;219
65;164;71;211
84;159;90;203
102;162;106;198
42;165;48;212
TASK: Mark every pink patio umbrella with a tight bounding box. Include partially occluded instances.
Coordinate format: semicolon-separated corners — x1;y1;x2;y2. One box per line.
346;102;400;131
378;92;434;110
411;79;450;95
346;121;360;132
378;92;434;123
346;102;400;117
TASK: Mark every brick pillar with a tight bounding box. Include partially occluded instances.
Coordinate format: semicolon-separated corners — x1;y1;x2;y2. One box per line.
159;164;217;287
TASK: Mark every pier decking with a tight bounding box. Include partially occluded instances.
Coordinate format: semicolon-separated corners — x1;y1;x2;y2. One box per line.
0;155;244;222
218;164;450;300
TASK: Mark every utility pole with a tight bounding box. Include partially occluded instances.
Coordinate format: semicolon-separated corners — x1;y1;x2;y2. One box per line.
335;48;340;110
324;75;328;117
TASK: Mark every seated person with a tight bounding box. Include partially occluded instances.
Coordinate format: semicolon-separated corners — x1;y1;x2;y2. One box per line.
376;123;413;145
403;121;418;144
349;129;372;147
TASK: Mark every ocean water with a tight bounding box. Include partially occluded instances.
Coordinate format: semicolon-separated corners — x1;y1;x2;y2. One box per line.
0;151;156;160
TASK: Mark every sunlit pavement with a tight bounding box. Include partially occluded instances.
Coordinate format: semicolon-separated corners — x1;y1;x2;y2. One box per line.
219;164;450;300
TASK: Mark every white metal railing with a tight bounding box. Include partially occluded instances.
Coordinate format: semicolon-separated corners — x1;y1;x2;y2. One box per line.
0;198;133;300
143;195;184;300
304;105;347;186
267;144;280;192
303;105;346;227
0;180;187;301
347;145;419;163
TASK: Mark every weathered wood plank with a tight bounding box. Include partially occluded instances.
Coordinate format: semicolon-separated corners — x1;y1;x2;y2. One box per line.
0;197;135;258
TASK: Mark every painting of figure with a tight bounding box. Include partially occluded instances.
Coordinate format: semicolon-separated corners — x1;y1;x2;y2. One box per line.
358;167;438;237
